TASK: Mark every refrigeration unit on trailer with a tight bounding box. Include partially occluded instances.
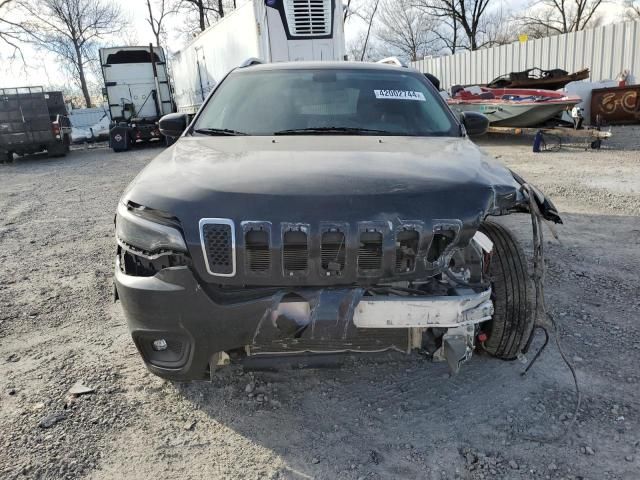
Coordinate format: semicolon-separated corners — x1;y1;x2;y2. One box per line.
171;0;346;115
99;45;175;152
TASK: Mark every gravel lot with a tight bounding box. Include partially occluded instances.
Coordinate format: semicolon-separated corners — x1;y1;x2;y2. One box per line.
1;130;639;480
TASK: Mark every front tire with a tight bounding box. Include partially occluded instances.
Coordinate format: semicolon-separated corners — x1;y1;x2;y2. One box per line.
479;221;534;359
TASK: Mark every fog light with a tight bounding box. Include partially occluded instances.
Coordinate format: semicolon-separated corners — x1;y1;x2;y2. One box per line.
152;339;168;351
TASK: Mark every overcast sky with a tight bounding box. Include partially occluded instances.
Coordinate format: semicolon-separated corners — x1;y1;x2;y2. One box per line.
0;0;218;87
0;0;161;87
2;0;360;87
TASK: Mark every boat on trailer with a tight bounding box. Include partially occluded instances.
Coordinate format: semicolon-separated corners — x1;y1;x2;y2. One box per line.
447;87;581;127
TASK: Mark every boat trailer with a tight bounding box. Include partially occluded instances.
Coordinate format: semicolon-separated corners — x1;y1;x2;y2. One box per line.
486;125;612;150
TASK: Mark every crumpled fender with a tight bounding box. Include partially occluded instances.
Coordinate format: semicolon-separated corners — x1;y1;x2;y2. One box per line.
511;170;563;224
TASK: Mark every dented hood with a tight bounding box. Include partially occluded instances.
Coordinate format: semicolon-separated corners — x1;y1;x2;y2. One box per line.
126;135;521;202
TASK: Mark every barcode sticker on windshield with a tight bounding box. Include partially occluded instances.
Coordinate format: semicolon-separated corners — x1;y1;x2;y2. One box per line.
374;90;426;101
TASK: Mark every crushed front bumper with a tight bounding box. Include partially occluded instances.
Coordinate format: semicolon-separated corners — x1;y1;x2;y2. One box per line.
115;261;493;381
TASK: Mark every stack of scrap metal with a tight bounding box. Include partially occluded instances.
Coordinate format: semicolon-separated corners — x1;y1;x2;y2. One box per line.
487;68;590;90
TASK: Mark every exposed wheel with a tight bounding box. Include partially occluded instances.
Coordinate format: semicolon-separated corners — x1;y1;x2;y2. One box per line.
478;221;534;359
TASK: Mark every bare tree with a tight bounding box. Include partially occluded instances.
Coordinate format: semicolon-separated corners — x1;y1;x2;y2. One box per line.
179;0;209;31
417;0;496;50
377;0;438;61
432;13;462;54
18;0;125;107
358;0;380;61
518;0;605;37
344;0;353;22
146;0;174;47
477;8;516;47
347;31;384;61
342;0;381;61
0;0;25;60
177;0;235;33
624;0;640;19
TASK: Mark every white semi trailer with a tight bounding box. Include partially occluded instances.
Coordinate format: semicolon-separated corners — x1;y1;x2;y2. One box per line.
99;45;175;152
171;0;346;115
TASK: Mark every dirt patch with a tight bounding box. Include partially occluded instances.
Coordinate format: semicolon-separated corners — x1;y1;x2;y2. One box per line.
1;132;639;480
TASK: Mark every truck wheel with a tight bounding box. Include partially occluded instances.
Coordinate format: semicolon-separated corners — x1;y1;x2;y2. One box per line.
47;142;66;158
478;221;534;360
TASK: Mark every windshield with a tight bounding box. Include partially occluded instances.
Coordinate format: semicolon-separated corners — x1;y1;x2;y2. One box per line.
192;68;458;136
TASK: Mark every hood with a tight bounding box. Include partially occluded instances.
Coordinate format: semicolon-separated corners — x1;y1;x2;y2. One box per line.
125;135;521;208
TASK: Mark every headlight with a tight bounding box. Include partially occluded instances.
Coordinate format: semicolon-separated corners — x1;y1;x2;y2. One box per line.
116;202;187;255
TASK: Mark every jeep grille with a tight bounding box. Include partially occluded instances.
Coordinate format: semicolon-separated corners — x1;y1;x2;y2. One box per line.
198;219;460;280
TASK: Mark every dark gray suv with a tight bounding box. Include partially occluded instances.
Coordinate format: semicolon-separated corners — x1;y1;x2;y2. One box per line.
114;62;561;381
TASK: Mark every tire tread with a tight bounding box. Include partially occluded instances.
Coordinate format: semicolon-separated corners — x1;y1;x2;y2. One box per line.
479;221;533;359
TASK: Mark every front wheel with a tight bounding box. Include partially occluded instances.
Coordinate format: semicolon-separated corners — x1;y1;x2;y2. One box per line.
478;221;534;359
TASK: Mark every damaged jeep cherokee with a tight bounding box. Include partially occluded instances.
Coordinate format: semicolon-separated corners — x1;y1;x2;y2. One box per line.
114;62;561;381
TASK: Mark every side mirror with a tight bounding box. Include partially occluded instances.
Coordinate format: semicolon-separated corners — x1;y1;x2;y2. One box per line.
461;111;489;136
159;113;188;138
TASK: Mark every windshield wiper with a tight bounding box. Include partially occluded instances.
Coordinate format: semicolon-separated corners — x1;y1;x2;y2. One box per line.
193;128;247;136
273;127;392;135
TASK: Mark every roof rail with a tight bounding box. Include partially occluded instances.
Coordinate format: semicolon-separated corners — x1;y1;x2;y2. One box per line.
239;58;263;68
376;57;407;68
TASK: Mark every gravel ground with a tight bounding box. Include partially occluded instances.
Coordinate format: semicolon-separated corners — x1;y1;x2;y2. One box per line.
1;129;639;480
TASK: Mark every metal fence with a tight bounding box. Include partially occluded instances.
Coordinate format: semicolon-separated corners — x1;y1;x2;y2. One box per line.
411;20;640;90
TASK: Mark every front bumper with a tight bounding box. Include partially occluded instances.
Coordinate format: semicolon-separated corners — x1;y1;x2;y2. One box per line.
115;261;493;381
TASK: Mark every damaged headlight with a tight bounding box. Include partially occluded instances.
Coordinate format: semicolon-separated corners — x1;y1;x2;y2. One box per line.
115;202;187;256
